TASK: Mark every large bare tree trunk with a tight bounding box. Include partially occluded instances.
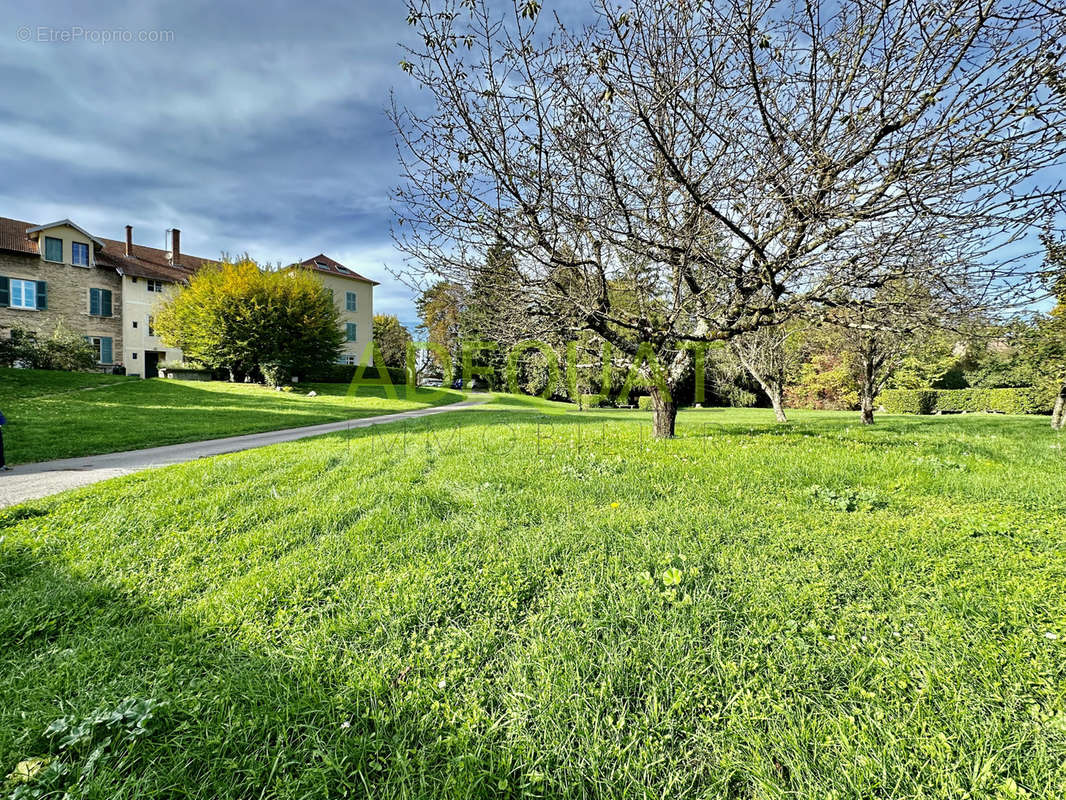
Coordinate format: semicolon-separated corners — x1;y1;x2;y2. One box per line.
860;391;876;425
648;385;677;438
1053;384;1066;431
769;386;788;423
735;350;789;424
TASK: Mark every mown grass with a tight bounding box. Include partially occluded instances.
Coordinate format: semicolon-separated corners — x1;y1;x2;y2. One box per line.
0;367;463;463
1;403;1065;798
0;367;136;404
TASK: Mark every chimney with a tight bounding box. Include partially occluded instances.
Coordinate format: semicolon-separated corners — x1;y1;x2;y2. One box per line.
125;225;133;256
168;228;181;265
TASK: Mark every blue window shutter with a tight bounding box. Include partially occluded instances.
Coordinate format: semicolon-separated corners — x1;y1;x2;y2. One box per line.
102;289;112;317
0;277;8;307
90;288;101;316
101;337;113;364
36;281;47;310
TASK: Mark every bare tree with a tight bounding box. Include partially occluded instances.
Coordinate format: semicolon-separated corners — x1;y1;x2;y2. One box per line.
392;0;1066;437
727;326;801;422
844;328;910;424
1036;236;1066;429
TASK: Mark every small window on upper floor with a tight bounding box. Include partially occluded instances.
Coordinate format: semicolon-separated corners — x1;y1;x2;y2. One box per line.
44;236;63;263
71;242;90;267
346;291;357;312
147;279;164;292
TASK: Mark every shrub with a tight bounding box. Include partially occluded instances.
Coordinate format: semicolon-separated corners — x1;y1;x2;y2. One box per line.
259;362;291;388
881;387;1051;415
786;353;859;410
1;323;96;371
881;389;938;414
724;387;758;408
579;394;611;408
637;395;653;410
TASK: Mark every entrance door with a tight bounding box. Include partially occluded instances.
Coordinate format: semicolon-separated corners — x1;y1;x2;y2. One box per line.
144;351;161;379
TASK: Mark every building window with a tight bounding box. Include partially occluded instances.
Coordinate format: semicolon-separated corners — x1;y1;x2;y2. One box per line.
346;291;357;311
71;242;90;267
148;316;155;336
147;279;164;292
9;279;39;310
43;236;63;263
339;354;358;365
132;352;138;359
132;321;138;329
89;288;113;317
345;323;357;341
85;336;113;364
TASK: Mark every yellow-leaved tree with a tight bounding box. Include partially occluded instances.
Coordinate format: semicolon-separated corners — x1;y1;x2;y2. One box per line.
154;258;344;384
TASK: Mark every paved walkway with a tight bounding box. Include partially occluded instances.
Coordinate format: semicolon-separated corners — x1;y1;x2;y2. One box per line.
0;399;486;508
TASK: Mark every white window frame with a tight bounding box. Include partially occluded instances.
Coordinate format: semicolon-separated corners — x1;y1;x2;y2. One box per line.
85;336;113;365
71;241;90;267
10;278;37;310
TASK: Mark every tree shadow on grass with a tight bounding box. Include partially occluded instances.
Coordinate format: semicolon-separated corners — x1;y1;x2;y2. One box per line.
0;542;571;799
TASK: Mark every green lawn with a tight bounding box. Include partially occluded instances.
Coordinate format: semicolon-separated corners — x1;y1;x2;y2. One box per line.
0;368;137;402
2;404;1065;797
0;367;464;464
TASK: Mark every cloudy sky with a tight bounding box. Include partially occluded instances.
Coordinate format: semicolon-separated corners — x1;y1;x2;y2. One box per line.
0;0;486;331
2;0;1056;332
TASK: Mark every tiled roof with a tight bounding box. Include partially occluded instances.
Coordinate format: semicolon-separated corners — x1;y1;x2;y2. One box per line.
297;253;379;285
96;237;220;283
1;216;377;289
0;217;39;256
0;215;218;283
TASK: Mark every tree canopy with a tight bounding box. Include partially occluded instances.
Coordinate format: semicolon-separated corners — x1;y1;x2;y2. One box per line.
372;314;414;369
154;259;343;383
393;0;1066;435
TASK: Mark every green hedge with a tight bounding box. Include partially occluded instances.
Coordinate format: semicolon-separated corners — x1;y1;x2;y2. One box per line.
881;390;938;414
881;387;1050;415
578;394;612;408
637;396;653;411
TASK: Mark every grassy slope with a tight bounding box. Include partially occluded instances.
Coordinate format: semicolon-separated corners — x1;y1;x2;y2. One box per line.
0;367;463;463
1;405;1065;798
0;367;137;401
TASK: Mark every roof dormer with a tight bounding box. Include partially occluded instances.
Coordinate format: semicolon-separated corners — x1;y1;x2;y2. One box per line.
25;219;104;269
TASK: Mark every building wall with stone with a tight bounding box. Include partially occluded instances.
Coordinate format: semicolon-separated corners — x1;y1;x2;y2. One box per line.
0;247;124;365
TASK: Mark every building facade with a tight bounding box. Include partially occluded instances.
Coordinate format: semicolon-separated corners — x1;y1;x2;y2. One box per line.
1;215;377;378
0;218;124;366
292;255;378;366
